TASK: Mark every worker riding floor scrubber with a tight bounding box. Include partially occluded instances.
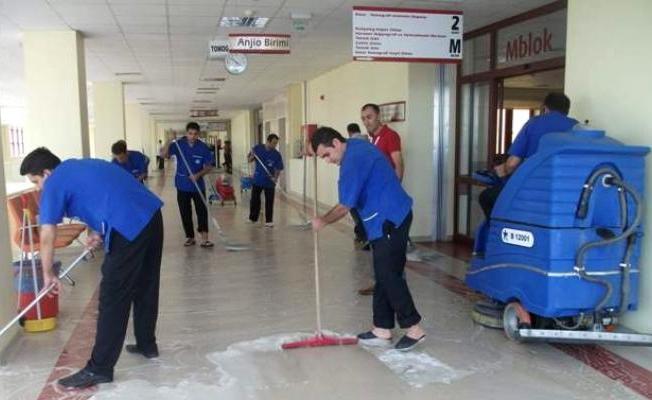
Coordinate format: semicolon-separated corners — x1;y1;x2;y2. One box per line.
466;128;652;346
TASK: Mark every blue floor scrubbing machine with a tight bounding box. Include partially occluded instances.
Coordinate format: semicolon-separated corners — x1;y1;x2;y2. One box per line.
466;128;652;345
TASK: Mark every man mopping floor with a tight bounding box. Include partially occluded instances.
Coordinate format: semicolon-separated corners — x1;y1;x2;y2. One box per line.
20;148;164;388
310;127;426;351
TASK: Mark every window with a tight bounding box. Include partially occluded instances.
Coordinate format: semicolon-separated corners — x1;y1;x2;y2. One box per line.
510;109;531;142
8;126;25;158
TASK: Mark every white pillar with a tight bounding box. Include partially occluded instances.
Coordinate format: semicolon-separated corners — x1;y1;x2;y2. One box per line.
92;81;125;160
23;31;90;159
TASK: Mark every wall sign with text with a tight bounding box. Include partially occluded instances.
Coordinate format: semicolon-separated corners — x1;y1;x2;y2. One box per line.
495;9;566;68
352;6;463;63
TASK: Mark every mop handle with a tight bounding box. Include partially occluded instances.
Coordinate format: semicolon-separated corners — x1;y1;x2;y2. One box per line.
0;249;90;338
251;151;309;222
312;155;323;335
172;139;226;236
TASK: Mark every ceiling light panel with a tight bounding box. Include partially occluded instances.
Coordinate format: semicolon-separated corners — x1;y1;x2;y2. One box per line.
220;16;269;28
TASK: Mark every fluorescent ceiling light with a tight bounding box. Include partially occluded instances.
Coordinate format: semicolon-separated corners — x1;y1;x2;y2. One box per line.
220;16;269;28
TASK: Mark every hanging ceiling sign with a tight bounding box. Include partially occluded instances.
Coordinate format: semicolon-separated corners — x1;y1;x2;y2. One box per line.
208;39;229;59
352;6;463;63
228;34;291;54
190;109;219;118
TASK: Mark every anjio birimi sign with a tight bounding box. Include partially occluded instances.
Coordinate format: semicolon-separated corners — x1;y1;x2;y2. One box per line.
228;34;291;54
353;6;463;63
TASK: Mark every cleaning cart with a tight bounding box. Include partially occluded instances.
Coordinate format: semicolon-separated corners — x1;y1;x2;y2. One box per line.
214;175;237;206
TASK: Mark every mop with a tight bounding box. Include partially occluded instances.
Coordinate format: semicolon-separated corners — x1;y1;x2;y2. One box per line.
250;151;311;229
173;139;251;252
0;249;91;338
282;155;358;349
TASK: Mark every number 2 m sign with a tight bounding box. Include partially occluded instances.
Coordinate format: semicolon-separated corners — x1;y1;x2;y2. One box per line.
353;6;463;63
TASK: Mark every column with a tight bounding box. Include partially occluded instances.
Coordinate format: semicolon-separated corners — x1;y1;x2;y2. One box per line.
23;31;90;160
92;81;125;160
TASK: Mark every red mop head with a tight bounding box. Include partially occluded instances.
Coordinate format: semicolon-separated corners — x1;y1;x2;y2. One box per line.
282;333;358;350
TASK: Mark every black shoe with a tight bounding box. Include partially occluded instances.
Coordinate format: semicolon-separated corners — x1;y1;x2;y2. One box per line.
58;368;112;389
394;334;426;351
357;331;392;347
125;344;159;359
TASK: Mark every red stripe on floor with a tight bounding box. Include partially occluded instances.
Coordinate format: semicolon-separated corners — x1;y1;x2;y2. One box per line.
36;288;100;400
554;344;652;398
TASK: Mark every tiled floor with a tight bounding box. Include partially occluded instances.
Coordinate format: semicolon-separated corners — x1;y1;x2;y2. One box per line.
0;169;649;399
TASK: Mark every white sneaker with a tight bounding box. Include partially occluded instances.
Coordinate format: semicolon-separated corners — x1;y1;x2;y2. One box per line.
245;218;257;224
264;222;274;228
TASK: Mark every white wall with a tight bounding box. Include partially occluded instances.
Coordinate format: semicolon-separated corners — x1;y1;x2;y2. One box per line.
565;0;652;332
285;60;441;238
290;61;409;209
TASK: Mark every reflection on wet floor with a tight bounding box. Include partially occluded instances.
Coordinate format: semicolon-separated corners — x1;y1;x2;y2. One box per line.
0;171;646;400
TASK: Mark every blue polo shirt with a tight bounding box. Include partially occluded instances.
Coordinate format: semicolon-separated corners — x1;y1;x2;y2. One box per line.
39;159;163;251
252;144;284;188
112;150;149;180
339;139;412;241
169;137;213;192
509;111;578;159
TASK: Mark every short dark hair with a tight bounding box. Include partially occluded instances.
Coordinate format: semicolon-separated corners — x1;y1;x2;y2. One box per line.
267;133;279;142
544;93;571;115
347;123;361;134
186;122;200;132
311;127;346;153
111;140;127;155
20;147;61;176
361;103;380;114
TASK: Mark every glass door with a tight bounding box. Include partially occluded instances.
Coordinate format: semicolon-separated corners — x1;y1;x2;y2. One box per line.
455;81;491;239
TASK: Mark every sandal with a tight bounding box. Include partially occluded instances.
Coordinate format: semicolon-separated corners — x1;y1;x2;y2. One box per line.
184;238;196;247
394;334;426;351
356;331;392;347
200;240;214;248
